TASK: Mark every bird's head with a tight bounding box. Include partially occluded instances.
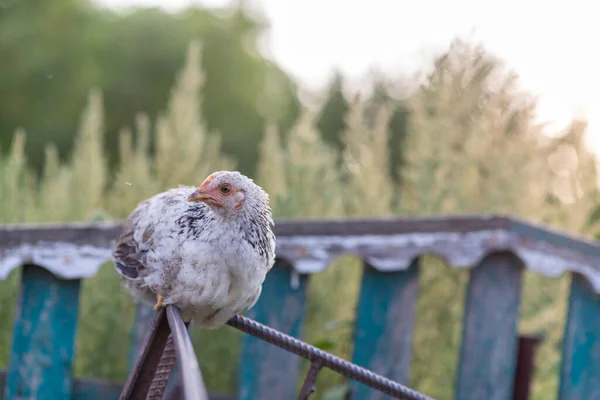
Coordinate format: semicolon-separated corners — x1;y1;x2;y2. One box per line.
187;171;270;217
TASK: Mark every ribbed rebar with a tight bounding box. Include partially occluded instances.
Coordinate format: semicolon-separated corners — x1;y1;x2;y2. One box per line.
122;307;431;400
146;335;177;400
226;314;433;400
166;306;209;400
120;308;171;400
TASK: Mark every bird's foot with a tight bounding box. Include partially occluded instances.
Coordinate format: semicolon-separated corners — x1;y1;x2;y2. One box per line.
153;294;164;311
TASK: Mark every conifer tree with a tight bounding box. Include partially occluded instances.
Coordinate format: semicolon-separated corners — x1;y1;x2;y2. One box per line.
316;71;349;153
364;79;410;185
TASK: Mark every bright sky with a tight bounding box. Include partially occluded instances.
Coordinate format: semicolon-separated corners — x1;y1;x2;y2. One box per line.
97;0;599;154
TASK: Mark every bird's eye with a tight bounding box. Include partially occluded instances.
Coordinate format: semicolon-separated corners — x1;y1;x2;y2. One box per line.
220;184;232;195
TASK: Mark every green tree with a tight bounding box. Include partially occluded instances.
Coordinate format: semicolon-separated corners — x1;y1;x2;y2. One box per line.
0;0;96;170
316;71;349;153
363;78;410;185
0;2;300;176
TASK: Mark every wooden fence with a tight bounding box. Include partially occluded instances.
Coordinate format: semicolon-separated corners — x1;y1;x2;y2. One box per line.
1;215;600;399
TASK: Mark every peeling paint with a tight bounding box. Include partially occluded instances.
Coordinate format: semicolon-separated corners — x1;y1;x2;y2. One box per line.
0;241;112;280
275;229;600;294
1;217;599;295
4;267;80;399
289;270;300;290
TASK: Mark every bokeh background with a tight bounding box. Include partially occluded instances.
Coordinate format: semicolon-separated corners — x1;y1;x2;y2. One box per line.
0;0;599;399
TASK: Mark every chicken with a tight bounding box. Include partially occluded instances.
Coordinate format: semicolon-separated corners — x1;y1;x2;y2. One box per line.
112;171;276;328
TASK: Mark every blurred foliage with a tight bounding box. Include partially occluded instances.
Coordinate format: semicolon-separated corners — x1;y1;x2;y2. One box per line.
0;0;300;176
316;71;349;154
396;40;599;400
0;25;599;400
316;72;410;187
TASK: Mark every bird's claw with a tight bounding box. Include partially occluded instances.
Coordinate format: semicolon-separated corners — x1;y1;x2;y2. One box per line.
153;294;164;311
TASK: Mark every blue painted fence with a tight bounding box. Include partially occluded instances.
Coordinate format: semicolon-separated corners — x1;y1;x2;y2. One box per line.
1;215;600;399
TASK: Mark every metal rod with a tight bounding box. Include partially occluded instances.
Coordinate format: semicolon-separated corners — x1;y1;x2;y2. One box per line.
166;306;208;400
227;315;433;400
163;324;199;400
120;308;171;400
146;334;177;400
298;359;323;400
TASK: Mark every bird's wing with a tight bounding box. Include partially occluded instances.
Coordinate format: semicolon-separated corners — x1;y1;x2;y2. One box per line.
112;200;150;280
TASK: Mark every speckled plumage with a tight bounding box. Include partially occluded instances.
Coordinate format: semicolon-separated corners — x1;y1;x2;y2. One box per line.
112;171;276;328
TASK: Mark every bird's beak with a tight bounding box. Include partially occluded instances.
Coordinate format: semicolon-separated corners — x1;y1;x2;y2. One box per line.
187;188;210;203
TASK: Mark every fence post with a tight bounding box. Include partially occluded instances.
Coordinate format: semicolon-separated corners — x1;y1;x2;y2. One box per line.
558;273;600;400
237;262;309;400
351;259;420;399
3;265;81;400
455;252;523;400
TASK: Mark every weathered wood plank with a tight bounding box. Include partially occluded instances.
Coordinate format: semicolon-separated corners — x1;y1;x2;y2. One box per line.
3;217;600;297
558;273;600;400
0;216;510;246
2;214;598;248
128;301;155;371
455;252;523;400
351;259;419;399
237;261;309;400
3;265;81;400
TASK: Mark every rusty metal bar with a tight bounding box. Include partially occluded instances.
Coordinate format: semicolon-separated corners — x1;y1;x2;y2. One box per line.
146;335;177;400
120;305;204;400
166;306;208;400
226;315;433;400
297;359;323;400
512;334;545;400
120;308;171;400
118;297;431;400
